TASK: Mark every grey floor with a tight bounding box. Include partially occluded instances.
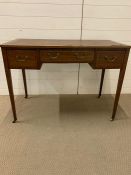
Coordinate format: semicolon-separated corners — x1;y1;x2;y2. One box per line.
0;94;131;175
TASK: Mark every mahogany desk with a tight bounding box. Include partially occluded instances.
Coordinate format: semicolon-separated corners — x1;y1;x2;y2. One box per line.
1;39;130;123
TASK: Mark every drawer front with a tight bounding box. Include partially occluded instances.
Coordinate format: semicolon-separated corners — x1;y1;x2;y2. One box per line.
96;50;125;68
40;49;94;63
7;49;38;69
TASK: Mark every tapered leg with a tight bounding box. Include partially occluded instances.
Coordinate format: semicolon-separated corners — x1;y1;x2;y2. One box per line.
111;50;130;121
5;68;17;123
22;69;28;98
111;69;126;121
98;69;105;98
2;48;17;123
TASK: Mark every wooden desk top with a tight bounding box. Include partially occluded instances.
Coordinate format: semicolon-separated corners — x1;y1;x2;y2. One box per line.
1;39;130;48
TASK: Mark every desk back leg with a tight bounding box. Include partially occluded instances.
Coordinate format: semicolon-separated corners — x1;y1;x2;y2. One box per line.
22;69;28;98
98;69;105;98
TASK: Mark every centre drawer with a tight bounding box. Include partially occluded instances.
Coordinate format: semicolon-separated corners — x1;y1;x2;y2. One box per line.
40;49;94;63
7;49;38;69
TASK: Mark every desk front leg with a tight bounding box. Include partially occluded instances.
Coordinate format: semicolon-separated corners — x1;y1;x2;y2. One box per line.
6;68;17;123
111;49;130;121
2;48;17;123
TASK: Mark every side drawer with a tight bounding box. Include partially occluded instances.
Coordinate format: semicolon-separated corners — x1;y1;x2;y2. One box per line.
7;49;38;69
40;49;94;63
95;50;125;68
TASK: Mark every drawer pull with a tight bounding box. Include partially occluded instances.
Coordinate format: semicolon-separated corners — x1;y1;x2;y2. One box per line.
48;52;60;59
74;52;87;59
104;56;116;62
16;55;29;62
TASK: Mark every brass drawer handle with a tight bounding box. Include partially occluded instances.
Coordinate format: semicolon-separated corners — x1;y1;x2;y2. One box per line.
48;52;60;59
104;56;116;62
16;55;29;62
74;52;87;59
